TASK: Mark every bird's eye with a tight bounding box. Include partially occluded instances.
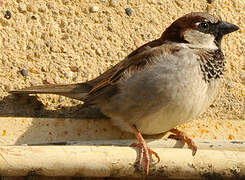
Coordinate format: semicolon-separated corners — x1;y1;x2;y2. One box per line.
198;22;209;29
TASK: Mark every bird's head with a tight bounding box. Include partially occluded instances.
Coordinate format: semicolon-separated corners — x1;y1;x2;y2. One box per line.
161;12;239;49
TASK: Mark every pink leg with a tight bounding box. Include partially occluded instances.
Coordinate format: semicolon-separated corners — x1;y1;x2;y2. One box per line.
131;125;160;175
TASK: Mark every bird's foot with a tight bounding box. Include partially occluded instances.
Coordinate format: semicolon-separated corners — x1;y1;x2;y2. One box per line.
131;142;160;175
169;128;197;155
131;125;160;175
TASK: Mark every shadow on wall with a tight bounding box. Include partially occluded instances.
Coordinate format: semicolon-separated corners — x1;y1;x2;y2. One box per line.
0;94;107;119
0;94;123;145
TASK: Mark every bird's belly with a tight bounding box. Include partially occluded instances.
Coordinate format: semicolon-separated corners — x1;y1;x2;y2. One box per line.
132;101;203;135
108;85;213;135
133;82;215;135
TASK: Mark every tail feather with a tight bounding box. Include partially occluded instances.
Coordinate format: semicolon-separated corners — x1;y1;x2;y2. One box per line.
9;83;91;101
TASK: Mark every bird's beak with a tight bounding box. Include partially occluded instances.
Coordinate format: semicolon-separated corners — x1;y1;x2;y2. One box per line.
218;21;240;35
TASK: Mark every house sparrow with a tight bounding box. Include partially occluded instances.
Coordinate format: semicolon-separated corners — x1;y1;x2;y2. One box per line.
10;12;239;175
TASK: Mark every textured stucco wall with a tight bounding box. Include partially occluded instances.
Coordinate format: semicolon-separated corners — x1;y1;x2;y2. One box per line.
0;0;244;140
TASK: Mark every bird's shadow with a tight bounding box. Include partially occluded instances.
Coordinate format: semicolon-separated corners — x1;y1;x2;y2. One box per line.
0;94;116;146
0;94;107;119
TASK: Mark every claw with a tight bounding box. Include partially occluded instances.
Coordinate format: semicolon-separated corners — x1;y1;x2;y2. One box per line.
169;128;197;155
148;148;160;163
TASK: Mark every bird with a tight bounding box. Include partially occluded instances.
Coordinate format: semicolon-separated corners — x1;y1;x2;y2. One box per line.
9;12;239;175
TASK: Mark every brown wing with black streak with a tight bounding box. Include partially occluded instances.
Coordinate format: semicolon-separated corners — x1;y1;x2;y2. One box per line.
84;40;181;104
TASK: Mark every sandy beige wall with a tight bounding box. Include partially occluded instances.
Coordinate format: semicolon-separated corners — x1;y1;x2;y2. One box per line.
0;0;244;139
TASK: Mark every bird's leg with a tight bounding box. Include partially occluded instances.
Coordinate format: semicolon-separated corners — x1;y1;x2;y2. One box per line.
169;128;197;155
130;125;160;175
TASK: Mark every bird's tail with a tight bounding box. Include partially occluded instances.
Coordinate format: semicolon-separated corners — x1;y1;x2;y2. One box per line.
9;83;92;101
